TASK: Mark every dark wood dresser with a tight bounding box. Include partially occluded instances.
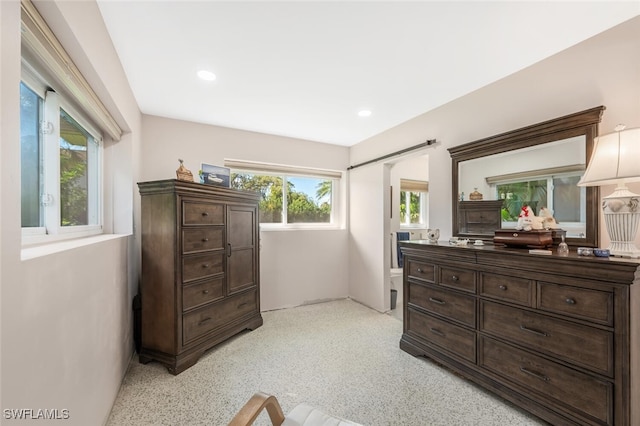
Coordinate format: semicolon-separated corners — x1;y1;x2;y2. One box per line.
457;200;503;235
138;179;263;374
399;241;639;426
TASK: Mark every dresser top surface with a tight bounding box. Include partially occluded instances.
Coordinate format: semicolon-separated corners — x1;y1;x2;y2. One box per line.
400;240;640;283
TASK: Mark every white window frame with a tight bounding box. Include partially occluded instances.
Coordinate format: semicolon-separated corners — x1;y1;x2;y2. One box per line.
21;69;103;245
225;159;343;230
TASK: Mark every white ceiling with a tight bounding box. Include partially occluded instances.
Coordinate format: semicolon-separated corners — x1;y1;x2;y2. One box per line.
96;1;639;147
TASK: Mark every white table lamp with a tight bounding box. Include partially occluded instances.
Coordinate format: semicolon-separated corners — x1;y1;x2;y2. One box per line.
578;125;640;258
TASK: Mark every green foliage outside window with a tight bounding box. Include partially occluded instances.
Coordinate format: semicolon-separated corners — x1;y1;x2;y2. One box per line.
400;191;422;224
231;173;332;224
497;180;547;221
59;110;89;226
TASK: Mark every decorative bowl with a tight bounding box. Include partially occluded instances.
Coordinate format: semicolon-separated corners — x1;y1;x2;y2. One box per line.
577;247;593;256
593;248;610;257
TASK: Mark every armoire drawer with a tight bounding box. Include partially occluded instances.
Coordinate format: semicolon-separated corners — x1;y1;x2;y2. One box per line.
182;201;224;226
182;278;224;311
407;282;475;327
407;260;435;283
183;290;257;345
480;301;613;376
407;307;475;363
480;336;612;425
538;282;613;325
182;227;224;254
182;252;224;283
480;272;533;306
439;266;476;293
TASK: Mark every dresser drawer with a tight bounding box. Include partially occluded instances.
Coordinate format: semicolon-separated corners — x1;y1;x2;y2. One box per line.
182;227;224;254
439;266;476;293
538;282;613;326
480;301;613;376
407;260;435;283
182;201;224;226
408;282;475;327
480;272;533;306
183;278;224;311
480;336;612;425
183;290;257;345
407;307;476;363
182;252;224;283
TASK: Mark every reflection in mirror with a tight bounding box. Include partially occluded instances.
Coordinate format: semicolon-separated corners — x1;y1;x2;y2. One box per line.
449;106;605;247
458;136;587;238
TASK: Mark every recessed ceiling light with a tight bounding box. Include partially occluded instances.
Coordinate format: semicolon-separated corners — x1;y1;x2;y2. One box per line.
358;110;372;117
197;70;216;81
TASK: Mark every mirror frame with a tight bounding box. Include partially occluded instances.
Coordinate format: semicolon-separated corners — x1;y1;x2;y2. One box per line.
448;106;605;247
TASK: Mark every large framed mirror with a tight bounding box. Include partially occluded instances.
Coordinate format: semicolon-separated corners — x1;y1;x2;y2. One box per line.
448;106;605;247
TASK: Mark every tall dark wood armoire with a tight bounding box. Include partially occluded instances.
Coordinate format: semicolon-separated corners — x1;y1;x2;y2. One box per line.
137;179;262;374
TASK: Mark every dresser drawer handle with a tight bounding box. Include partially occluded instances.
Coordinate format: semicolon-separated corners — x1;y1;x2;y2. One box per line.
498;285;507;291
198;317;212;325
202;290;209;295
451;275;459;281
565;297;576;305
237;302;248;309
429;328;444;337
428;297;446;305
201;211;209;217
520;325;548;337
202;237;209;242
520;366;550;382
202;263;210;268
416;268;423;273
512;232;519;237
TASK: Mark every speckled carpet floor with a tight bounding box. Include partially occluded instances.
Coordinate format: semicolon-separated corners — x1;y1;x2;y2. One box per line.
106;299;546;426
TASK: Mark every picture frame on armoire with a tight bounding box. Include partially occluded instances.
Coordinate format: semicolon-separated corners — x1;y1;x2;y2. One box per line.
199;163;230;187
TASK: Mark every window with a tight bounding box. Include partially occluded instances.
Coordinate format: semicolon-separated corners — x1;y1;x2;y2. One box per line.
59;108;100;227
495;172;584;234
230;172;336;225
224;159;341;227
399;179;428;227
497;179;548;222
400;191;423;225
20;82;43;228
20;0;122;244
20;82;102;239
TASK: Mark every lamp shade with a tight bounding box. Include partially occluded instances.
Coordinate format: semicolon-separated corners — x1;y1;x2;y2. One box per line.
578;127;640;187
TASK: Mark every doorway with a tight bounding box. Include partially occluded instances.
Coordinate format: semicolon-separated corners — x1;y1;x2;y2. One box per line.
386;154;429;319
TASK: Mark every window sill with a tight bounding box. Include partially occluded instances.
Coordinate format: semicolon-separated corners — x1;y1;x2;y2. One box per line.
259;224;344;232
21;234;130;261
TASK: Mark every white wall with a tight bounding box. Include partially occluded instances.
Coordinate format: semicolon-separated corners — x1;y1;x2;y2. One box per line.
349;15;640;284
348;164;388;312
140;115;351;311
1;1;141;425
0;0;22;409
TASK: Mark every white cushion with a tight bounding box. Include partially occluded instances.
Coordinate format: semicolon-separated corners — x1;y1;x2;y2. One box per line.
282;403;362;426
